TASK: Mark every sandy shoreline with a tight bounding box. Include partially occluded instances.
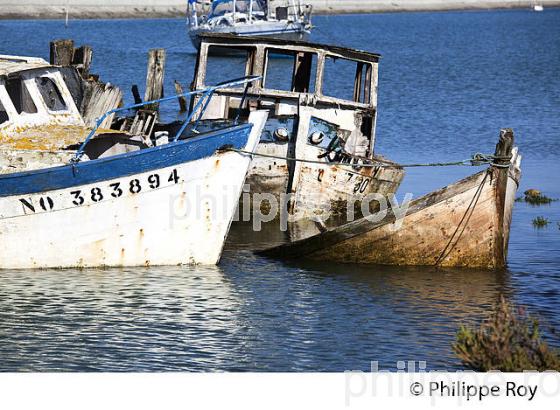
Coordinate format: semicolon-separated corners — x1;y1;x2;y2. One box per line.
0;1;558;20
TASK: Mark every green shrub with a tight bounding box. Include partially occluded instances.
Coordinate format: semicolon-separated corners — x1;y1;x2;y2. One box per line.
453;297;560;371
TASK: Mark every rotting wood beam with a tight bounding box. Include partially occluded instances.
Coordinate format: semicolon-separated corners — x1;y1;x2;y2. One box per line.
49;39;75;66
72;45;93;77
131;84;143;105
144;48;166;111
174;80;188;112
492;128;515;268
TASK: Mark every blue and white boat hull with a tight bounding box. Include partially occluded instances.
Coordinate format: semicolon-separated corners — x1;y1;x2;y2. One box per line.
189;21;310;50
0;111;266;269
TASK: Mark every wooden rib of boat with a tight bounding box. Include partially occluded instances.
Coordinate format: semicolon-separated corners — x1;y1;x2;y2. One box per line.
260;129;522;270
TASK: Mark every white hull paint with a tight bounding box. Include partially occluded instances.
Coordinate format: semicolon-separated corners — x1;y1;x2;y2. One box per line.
0;112;267;269
189;22;310;50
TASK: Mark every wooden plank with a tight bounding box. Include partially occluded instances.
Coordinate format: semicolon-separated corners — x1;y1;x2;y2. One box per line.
82;81;123;128
492;128;514;267
144;49;166;111
131;84;143;105
72;45;93;77
49;39;74;66
174;80;188;112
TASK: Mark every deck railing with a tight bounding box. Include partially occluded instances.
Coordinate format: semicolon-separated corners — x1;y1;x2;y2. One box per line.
72;75;260;163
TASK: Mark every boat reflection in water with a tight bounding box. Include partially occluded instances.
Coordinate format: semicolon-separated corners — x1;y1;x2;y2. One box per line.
0;256;512;371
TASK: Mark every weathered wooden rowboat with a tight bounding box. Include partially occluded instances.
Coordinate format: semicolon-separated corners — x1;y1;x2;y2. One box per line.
0;67;267;268
260;129;521;270
190;34;404;221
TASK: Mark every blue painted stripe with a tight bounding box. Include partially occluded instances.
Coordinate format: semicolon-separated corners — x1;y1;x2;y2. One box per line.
0;124;252;198
192;27;306;36
235;28;305;35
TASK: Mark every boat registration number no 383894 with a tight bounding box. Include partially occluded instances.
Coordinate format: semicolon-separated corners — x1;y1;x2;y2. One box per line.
14;168;182;217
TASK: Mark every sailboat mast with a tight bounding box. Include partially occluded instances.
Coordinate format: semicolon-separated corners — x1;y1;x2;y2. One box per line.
289;0;296;19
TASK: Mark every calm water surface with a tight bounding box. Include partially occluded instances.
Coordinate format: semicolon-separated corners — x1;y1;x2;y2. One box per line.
0;10;559;371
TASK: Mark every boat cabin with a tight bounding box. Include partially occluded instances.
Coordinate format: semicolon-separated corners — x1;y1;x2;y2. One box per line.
0;55;155;174
192;33;380;159
190;34;402;222
0;55;84;134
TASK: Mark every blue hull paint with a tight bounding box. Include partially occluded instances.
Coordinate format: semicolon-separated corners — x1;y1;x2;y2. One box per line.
0;124;252;198
189;28;309;50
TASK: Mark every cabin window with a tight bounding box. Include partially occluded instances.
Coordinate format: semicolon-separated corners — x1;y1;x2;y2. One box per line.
5;78;37;114
204;46;252;87
35;77;68;112
264;49;317;93
0;99;8;124
322;56;371;103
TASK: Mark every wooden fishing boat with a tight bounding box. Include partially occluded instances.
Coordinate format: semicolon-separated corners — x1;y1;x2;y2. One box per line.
190;34;404;221
260;129;521;270
0;59;266;268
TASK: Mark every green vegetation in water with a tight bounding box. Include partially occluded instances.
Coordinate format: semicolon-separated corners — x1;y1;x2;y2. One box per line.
453;297;560;371
517;189;557;205
532;216;550;228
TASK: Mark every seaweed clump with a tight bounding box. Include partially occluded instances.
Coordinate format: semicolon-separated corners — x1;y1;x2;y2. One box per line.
532;216;550;228
453;297;560;371
516;189;557;205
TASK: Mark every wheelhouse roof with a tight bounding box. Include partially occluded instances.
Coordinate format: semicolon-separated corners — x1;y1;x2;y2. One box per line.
0;55;51;78
199;33;381;63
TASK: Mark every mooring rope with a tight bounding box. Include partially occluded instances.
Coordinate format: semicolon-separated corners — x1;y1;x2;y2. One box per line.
434;171;490;266
225;148;512;169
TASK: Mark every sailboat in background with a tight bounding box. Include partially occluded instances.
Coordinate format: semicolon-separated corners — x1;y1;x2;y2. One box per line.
531;0;544;11
187;0;312;50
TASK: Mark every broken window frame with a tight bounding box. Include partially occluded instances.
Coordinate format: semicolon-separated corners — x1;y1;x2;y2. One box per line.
194;41;378;112
4;76;38;115
35;75;68;113
262;47;318;94
320;54;373;105
200;44;256;89
0;99;8;125
0;80;13;125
